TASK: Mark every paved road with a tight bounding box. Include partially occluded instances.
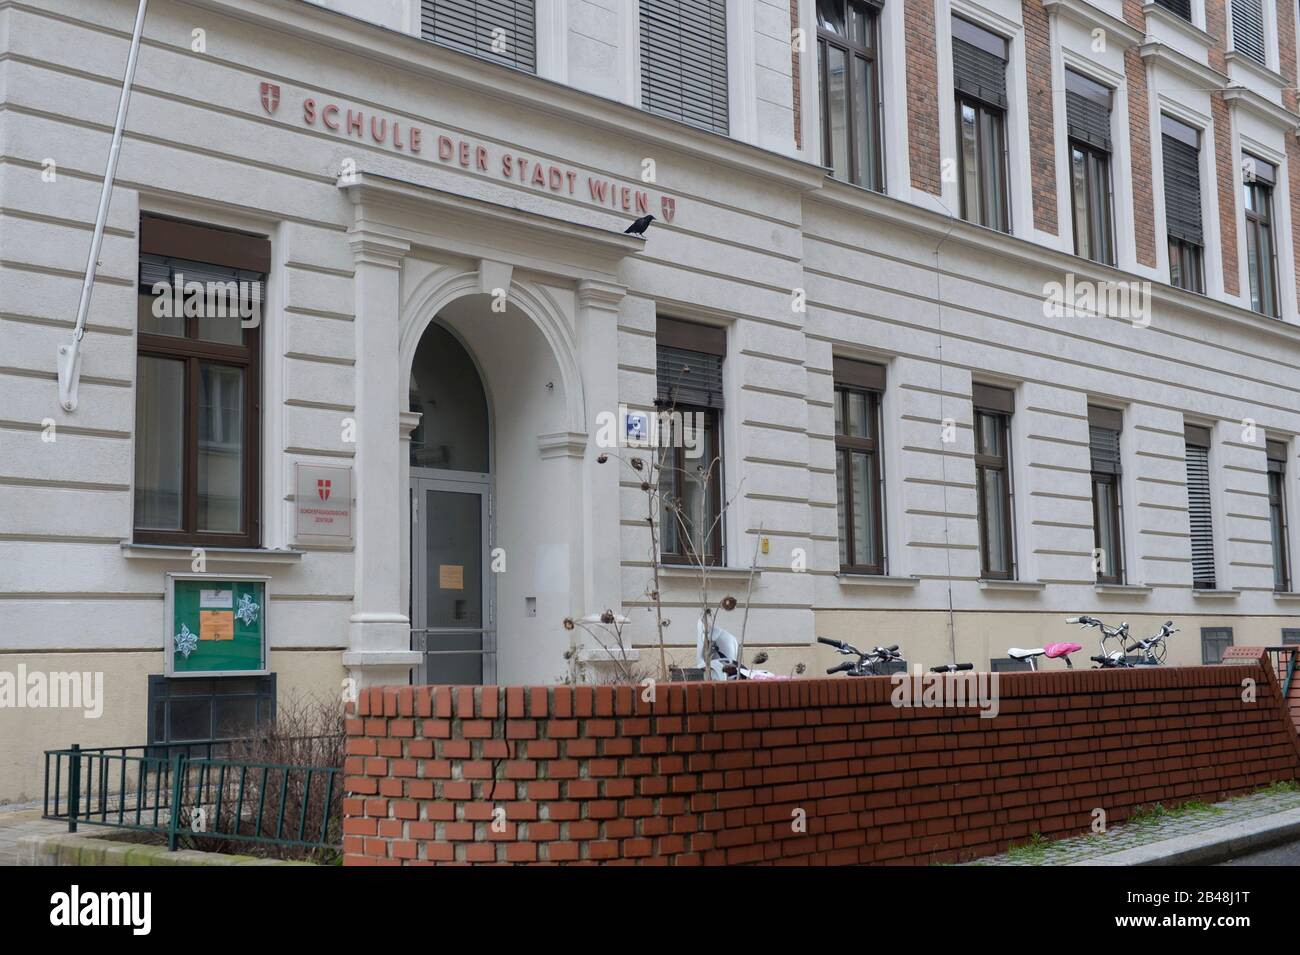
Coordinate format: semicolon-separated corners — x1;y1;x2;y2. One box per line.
1217;838;1300;865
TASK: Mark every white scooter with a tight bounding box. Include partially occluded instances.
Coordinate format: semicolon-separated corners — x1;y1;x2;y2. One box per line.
696;619;785;680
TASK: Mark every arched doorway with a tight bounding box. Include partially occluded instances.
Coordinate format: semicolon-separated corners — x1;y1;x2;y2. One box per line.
408;321;494;685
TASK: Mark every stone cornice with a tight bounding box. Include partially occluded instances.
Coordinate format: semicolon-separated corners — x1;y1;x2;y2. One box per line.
1043;0;1145;48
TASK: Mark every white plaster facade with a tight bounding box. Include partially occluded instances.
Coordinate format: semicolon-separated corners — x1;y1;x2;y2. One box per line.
2;0;1300;802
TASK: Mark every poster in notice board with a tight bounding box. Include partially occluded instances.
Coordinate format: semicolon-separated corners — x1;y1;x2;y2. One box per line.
165;573;269;677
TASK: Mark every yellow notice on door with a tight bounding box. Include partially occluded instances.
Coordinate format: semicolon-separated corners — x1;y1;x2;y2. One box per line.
438;564;464;590
199;610;235;641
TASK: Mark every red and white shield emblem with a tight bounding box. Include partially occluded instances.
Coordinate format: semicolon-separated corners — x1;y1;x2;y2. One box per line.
317;479;331;502
660;196;676;223
260;82;280;115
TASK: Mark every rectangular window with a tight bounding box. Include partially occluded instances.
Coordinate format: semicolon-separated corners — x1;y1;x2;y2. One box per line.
1201;627;1233;664
1283;628;1300;645
1089;406;1124;584
135;216;265;548
1066;71;1114;265
420;0;537;73
1244;155;1279;317
1185;424;1216;590
656;318;725;565
1155;0;1192;19
974;384;1015;579
147;674;276;746
833;358;886;574
817;0;883;191
1268;439;1291;592
640;0;729;134
1231;0;1267;66
952;17;1009;232
1162;115;1205;293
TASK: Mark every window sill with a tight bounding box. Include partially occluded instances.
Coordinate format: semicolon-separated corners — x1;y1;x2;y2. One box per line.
1191;588;1240;599
1094;583;1152;596
1141;3;1215;49
576;647;642;664
1272;592;1300;601
657;565;761;582
978;579;1045;592
836;574;919;589
121;543;304;565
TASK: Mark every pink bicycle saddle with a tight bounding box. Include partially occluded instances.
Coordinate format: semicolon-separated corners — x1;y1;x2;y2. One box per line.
1044;641;1082;659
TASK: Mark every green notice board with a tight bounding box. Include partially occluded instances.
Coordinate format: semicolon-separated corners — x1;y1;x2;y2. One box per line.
167;574;269;677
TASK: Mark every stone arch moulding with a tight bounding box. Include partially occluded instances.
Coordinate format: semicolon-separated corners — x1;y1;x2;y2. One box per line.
398;264;587;437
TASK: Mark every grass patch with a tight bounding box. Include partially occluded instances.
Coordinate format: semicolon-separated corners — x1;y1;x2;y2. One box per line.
1127;800;1222;828
1253;779;1300;796
1006;833;1051;862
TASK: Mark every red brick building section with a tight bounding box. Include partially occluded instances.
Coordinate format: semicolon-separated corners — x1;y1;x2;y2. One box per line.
906;0;941;194
1205;0;1240;295
345;658;1300;866
1122;0;1157;267
792;0;802;151
1023;0;1057;234
1276;0;1300;309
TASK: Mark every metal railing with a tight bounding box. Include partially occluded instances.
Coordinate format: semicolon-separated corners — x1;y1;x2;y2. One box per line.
1265;646;1300;700
44;739;342;855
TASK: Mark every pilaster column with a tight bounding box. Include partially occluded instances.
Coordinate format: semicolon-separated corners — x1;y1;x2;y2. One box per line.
576;279;627;620
342;227;420;687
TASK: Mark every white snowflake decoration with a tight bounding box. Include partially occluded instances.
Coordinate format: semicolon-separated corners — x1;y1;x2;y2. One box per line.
235;592;260;626
175;623;198;658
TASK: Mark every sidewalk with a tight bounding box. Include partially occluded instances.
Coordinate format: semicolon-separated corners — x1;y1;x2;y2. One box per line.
969;784;1300;866
0;805;69;866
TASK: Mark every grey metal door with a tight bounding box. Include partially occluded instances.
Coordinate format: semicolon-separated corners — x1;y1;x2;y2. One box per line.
410;476;494;684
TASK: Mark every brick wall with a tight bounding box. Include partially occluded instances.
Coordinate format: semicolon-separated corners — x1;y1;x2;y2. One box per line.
1205;0;1240;295
905;0;941;194
1023;0;1057;234
345;659;1300;865
791;0;802;151
1277;0;1300;309
1122;0;1157;267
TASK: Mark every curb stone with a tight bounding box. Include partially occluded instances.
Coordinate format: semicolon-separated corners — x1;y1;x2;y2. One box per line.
1075;806;1300;866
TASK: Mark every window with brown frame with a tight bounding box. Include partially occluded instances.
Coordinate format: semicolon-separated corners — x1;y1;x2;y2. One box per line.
1088;406;1124;584
133;216;266;548
1268;439;1291;592
817;0;883;191
656;317;725;565
974;384;1015;579
833;358;886;574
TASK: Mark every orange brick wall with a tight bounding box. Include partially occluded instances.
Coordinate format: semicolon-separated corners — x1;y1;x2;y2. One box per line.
1206;0;1241;295
1277;0;1300;309
905;0;941;195
1122;0;1157;267
1023;0;1057;235
345;661;1300;866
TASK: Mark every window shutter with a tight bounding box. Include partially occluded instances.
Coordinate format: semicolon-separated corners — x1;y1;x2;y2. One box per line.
1185;442;1216;588
972;383;1014;413
1089;425;1122;475
833;356;886;391
657;346;724;409
420;0;537;73
1154;0;1192;19
640;0;730;134
952;20;1007;109
1066;88;1111;151
1231;0;1267;66
1267;440;1287;473
1162;134;1203;246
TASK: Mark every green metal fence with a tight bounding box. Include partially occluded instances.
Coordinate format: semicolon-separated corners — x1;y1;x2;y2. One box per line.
43;740;341;855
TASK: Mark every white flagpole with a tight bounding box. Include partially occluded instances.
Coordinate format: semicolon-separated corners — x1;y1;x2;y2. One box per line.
59;0;149;412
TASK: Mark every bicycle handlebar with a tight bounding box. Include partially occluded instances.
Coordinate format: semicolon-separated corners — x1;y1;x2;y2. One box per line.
930;663;974;672
817;636;845;649
826;662;855;674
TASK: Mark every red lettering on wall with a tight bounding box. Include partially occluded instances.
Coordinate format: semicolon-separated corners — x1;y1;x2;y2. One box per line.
323;104;340;130
476;146;489;171
620;186;631;211
588;178;608;203
347;109;363;137
371;117;387;143
635;191;649;214
303;98;317;124
410;127;422;153
439;135;454;161
502;154;513;178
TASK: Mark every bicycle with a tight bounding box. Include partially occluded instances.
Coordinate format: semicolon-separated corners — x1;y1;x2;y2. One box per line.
1065;615;1134;668
1123;620;1179;665
817;637;904;676
1005;641;1083;671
